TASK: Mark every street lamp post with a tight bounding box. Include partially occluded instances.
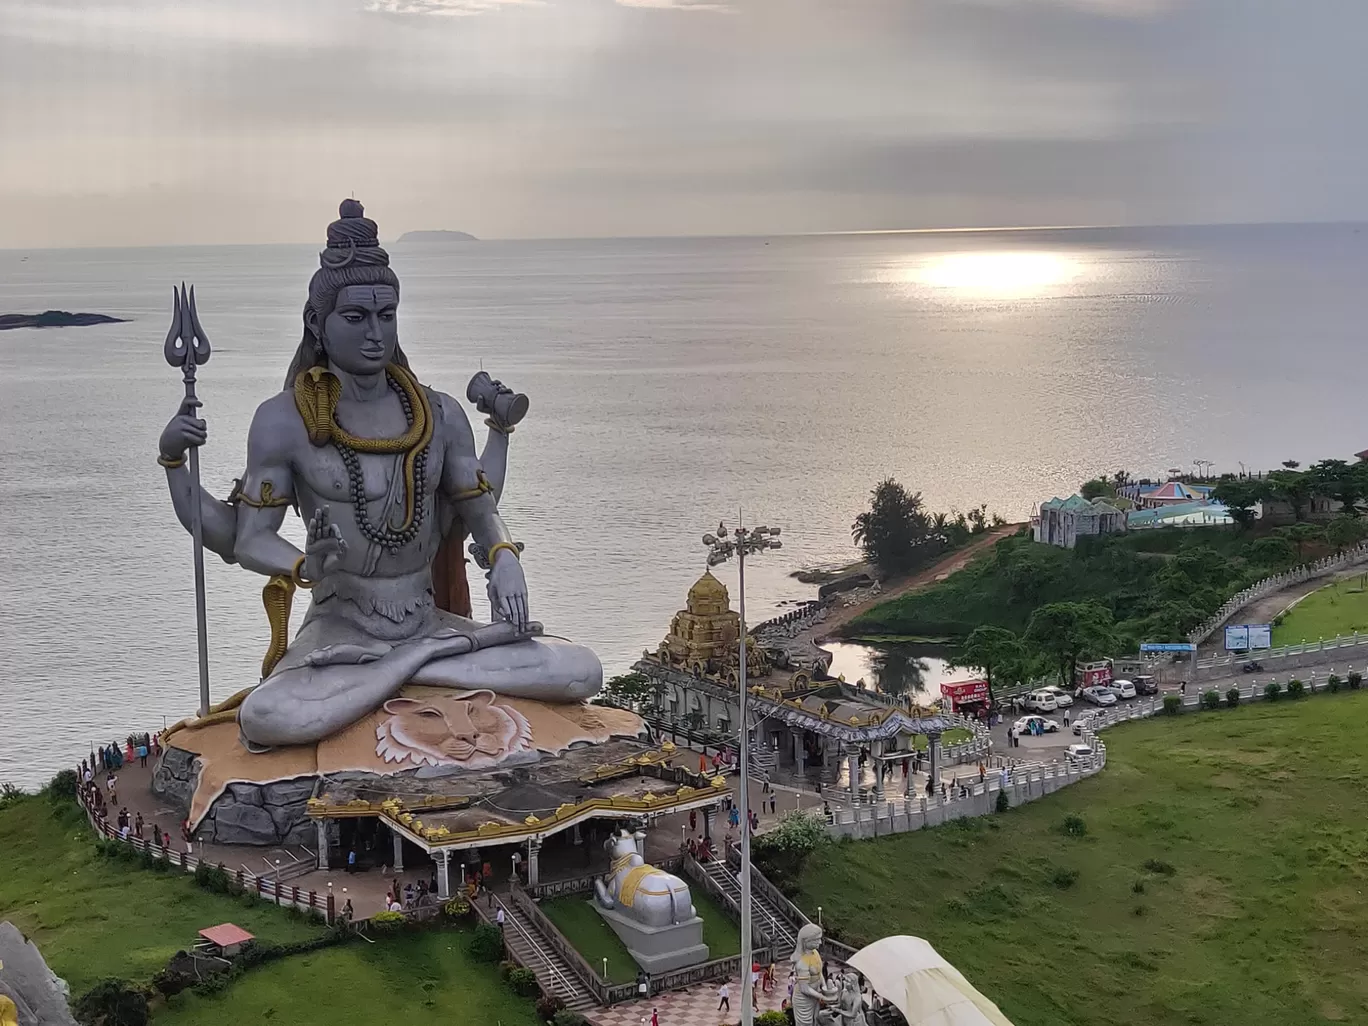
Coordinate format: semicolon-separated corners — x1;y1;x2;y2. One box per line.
704;520;782;1026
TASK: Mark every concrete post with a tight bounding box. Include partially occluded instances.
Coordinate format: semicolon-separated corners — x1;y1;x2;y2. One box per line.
315;819;329;870
792;728;805;768
847;748;860;804
872;739;885;801
436;849;451;900
928;731;942;788
527;840;541;889
703;805;715;841
392;829;405;873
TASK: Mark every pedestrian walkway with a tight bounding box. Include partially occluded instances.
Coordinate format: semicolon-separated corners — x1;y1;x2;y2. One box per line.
592;972;788;1026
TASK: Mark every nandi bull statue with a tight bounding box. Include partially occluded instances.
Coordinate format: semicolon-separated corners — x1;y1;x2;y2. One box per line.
594;829;695;926
591;828;709;972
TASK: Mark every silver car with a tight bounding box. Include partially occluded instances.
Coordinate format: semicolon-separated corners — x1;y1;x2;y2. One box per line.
1081;686;1117;706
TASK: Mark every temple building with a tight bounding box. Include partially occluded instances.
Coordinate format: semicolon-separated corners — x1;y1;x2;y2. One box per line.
632;573;964;802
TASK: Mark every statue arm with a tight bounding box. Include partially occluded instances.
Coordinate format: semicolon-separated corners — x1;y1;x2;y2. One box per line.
232;395;303;578
436;395;515;553
163;465;239;563
479;425;511;504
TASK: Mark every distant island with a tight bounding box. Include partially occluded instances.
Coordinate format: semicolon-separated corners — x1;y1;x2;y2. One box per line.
397;230;478;243
0;311;128;331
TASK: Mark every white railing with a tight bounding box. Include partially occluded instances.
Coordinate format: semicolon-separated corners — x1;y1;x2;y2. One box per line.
1193;632;1368;675
1187;541;1368;645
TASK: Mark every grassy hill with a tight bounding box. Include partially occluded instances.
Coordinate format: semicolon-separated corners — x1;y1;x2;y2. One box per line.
792;692;1368;1025
846;526;1326;646
0;796;537;1025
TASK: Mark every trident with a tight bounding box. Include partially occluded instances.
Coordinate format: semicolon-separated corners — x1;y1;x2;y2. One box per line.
164;283;213;717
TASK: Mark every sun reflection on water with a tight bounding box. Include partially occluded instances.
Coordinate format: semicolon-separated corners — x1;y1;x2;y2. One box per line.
908;250;1082;297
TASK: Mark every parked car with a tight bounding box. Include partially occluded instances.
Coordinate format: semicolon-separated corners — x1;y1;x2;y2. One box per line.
1043;686;1073;708
1133;675;1159;695
1081;686;1117;706
1023;690;1059;713
1013;715;1061;735
1072;714;1096;736
1065;743;1095;763
1109;679;1137;700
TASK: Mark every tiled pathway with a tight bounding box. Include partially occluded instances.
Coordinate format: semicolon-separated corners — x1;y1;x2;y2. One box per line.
592;973;790;1026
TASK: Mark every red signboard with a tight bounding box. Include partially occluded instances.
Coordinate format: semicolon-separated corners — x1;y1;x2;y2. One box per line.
941;680;989;707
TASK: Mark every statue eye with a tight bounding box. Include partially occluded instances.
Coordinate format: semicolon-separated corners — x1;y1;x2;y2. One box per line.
417;709;443;718
341;312;363;323
379;309;396;321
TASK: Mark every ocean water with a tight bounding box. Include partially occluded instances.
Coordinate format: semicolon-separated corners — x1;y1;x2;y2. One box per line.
2;223;1364;787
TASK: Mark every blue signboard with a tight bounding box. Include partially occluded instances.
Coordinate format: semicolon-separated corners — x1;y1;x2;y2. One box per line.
1140;642;1197;653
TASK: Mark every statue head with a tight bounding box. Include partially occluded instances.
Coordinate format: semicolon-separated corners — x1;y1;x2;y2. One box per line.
791;922;824;962
285;199;410;386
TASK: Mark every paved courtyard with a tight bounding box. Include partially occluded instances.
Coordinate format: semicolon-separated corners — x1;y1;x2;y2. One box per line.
593;971;791;1026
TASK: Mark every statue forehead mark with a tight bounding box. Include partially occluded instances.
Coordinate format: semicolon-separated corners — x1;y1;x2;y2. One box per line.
336;284;397;308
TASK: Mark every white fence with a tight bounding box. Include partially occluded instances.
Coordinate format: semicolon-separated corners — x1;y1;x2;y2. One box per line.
1187;541;1368;645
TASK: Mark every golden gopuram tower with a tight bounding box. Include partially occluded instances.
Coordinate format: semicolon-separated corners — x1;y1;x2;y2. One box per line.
658;571;770;678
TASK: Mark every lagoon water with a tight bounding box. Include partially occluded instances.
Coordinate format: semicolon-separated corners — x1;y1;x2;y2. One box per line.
2;223;1365;786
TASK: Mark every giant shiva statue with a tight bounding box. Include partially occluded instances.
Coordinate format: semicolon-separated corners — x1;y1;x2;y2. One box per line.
156;200;601;750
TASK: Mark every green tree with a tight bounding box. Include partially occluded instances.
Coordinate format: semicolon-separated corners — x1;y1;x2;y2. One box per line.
851;478;934;576
1278;523;1324;560
1025;601;1117;687
1325;515;1367;553
952;625;1024;704
1267;469;1312;522
597;672;656;710
1080;478;1112;501
1308;459;1362;517
1250;535;1296;568
1212;477;1266;530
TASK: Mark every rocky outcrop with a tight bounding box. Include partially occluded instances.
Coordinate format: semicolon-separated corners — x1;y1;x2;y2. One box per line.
152;748;319;846
0;311;127;330
0;922;79;1026
396;230;476;242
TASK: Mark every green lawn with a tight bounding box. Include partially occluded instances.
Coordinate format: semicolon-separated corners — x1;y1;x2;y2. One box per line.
541;888;741;983
793;692;1368;1026
155;931;541;1026
1273;577;1368;645
0;797;324;995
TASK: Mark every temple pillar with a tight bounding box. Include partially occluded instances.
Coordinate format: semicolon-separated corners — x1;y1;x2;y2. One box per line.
703;805;715;841
436;850;451;900
872;739;885;801
571;823;583;846
527;840;541;889
928;732;942;788
316;820;330;870
846;746;860;804
792;729;804;768
392;829;405;873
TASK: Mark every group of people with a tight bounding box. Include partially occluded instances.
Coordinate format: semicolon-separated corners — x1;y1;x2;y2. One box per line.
90;733;161;775
717;961;791;1014
384;874;440;912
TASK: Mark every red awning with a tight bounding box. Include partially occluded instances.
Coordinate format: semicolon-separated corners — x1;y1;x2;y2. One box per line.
199;924;255;948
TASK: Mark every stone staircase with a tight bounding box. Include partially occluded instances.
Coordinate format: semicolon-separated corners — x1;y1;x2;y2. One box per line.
484;892;598;1013
700;859;798;956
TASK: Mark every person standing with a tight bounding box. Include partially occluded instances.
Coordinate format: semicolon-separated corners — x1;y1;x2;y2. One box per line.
495;906;505;932
718;981;730;1012
346;848;357;874
751;966;761;1010
650;1008;659;1026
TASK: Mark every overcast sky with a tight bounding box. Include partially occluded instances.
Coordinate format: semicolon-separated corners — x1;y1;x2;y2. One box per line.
1;0;1366;247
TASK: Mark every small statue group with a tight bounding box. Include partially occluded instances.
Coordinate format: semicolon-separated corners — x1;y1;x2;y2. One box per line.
790;923;868;1026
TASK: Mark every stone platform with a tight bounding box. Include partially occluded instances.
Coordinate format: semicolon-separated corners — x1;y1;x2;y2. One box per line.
596;903;709;974
152;686;648;846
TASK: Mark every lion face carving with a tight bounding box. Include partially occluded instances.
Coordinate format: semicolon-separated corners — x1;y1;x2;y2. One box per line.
375;691;533;769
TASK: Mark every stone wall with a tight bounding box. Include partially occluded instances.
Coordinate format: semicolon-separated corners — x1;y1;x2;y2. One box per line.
151;746;320;846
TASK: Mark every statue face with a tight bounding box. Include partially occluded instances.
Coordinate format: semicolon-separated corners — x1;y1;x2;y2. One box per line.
318;284;398;374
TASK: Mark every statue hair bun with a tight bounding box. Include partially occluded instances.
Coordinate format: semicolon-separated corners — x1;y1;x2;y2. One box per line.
339;198;366;219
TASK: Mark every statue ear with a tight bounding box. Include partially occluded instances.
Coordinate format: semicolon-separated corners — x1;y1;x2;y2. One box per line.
305;305;322;342
382;698;422;715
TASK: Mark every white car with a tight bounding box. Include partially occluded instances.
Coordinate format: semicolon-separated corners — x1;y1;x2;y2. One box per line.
1065;743;1095;763
1071;714;1096;736
1013;715;1061;735
1109;679;1137;700
1022;690;1059;713
1081;686;1117;706
1043;686;1073;708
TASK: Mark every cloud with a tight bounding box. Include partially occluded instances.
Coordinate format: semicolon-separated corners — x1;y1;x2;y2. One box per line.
614;0;732;10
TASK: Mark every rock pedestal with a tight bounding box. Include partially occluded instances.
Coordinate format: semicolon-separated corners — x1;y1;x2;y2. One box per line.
594;904;709;974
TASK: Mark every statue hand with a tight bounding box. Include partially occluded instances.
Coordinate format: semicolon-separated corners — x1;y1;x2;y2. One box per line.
304;506;348;580
159;396;206;461
488;550;529;632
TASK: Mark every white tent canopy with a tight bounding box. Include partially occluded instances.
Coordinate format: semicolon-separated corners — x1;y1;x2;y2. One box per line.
846;935;1016;1026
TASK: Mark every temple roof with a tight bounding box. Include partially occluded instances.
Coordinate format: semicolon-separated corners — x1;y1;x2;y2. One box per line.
687;570;730;611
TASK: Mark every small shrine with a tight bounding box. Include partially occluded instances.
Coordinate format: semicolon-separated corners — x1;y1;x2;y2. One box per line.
655;571;770;679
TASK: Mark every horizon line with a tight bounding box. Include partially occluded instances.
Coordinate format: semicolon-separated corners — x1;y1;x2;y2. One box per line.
2;217;1364;253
